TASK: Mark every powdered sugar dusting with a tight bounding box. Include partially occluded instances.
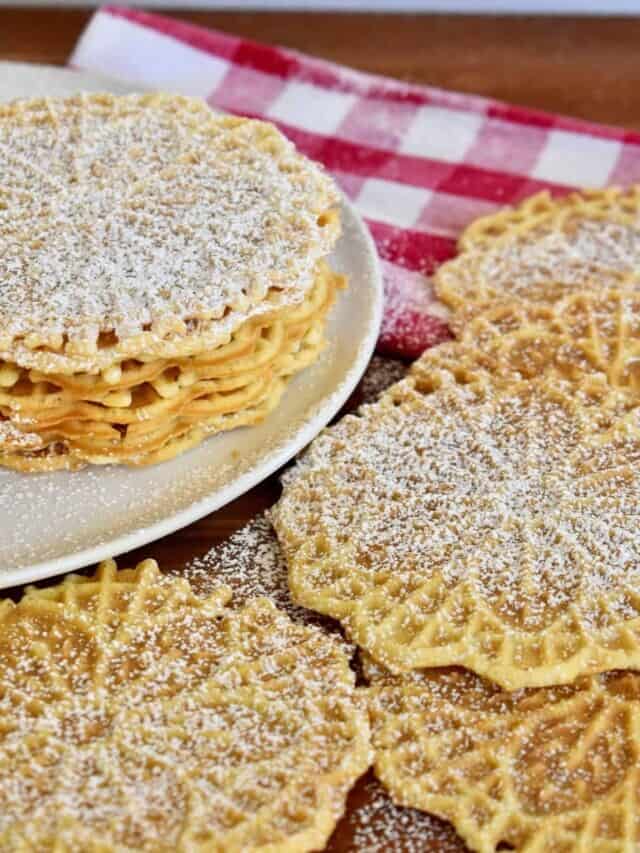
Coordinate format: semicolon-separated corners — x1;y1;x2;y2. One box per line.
0;419;42;450
183;513;308;619
274;375;640;685
0;93;338;360
368;666;640;850
330;775;465;852
439;216;640;314
0;561;370;849
378;261;451;359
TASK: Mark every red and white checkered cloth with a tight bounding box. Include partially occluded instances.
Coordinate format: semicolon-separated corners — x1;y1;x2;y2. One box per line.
71;7;640;359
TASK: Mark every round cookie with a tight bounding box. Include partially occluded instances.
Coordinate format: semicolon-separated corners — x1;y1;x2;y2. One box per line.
0;559;370;851
435;187;640;330
368;662;640;853
273;375;640;689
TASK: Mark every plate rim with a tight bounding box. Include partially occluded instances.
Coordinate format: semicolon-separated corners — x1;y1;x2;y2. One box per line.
0;63;383;589
0;61;141;94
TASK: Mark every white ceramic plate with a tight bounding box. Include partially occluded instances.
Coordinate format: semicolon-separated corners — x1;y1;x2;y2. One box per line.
0;63;383;588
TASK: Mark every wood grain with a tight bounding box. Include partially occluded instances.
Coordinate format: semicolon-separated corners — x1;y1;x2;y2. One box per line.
3;9;637;850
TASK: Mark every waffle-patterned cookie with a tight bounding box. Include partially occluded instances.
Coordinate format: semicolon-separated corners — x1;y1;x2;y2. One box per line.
368;663;640;852
410;286;640;406
0;263;342;470
459;186;640;249
0;93;339;372
273;376;640;689
435;187;640;329
0;559;371;850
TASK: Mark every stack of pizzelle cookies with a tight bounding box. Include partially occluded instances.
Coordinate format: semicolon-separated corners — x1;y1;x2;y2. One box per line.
273;187;640;851
0;93;343;471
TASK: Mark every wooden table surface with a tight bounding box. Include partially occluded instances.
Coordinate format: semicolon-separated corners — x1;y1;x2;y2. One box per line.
3;8;639;850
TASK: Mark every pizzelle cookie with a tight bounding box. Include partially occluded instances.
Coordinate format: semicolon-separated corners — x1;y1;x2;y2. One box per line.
435;187;640;329
0;559;371;851
0;93;343;469
409;286;640;407
0;93;338;368
272;375;640;689
367;663;640;852
459;186;640;250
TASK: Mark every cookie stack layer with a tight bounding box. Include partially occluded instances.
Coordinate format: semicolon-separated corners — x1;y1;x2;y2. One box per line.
0;93;342;470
